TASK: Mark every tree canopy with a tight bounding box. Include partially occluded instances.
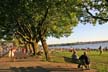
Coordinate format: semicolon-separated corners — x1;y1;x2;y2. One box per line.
0;0;107;40
78;0;108;24
0;0;80;40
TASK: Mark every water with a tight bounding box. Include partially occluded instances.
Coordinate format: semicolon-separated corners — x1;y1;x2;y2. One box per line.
48;42;108;49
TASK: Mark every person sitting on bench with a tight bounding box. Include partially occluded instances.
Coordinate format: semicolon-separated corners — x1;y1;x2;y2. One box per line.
71;51;79;63
78;52;90;70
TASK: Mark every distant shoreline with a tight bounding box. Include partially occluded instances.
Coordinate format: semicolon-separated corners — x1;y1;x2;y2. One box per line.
47;40;108;49
48;40;108;46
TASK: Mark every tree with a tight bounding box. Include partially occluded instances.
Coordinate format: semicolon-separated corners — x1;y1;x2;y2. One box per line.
0;0;40;55
0;0;80;60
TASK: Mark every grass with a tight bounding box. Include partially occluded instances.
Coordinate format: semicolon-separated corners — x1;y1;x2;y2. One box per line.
48;50;108;72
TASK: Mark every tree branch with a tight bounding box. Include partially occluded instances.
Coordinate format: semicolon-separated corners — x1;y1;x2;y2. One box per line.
15;31;30;43
85;7;108;21
37;7;49;36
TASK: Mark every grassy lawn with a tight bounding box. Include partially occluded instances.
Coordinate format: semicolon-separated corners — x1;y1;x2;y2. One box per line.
48;50;108;72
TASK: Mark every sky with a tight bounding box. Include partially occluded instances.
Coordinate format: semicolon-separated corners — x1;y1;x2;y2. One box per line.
46;23;108;44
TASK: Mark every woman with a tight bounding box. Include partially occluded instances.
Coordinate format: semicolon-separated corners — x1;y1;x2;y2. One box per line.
71;51;79;63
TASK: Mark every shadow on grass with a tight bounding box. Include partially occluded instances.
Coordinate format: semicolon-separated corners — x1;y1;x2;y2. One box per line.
63;56;79;64
63;56;72;63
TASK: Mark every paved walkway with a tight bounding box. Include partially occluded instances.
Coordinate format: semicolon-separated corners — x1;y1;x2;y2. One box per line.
0;57;97;72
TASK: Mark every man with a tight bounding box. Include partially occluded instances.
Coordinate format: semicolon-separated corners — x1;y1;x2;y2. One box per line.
99;46;103;55
78;52;90;70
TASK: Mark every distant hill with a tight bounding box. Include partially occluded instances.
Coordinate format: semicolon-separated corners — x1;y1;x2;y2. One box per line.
48;40;108;47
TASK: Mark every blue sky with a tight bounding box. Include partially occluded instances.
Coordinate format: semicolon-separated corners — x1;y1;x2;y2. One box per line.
46;23;108;44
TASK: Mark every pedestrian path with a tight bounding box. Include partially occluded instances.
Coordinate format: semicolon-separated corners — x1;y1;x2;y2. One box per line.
0;57;96;72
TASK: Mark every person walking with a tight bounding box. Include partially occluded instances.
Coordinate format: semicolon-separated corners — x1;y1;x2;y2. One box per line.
8;46;17;62
98;46;103;55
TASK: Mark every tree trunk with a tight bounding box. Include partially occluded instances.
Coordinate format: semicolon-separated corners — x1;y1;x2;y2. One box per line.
40;36;50;61
29;41;39;56
25;42;29;53
30;42;36;56
28;43;34;55
33;41;39;55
